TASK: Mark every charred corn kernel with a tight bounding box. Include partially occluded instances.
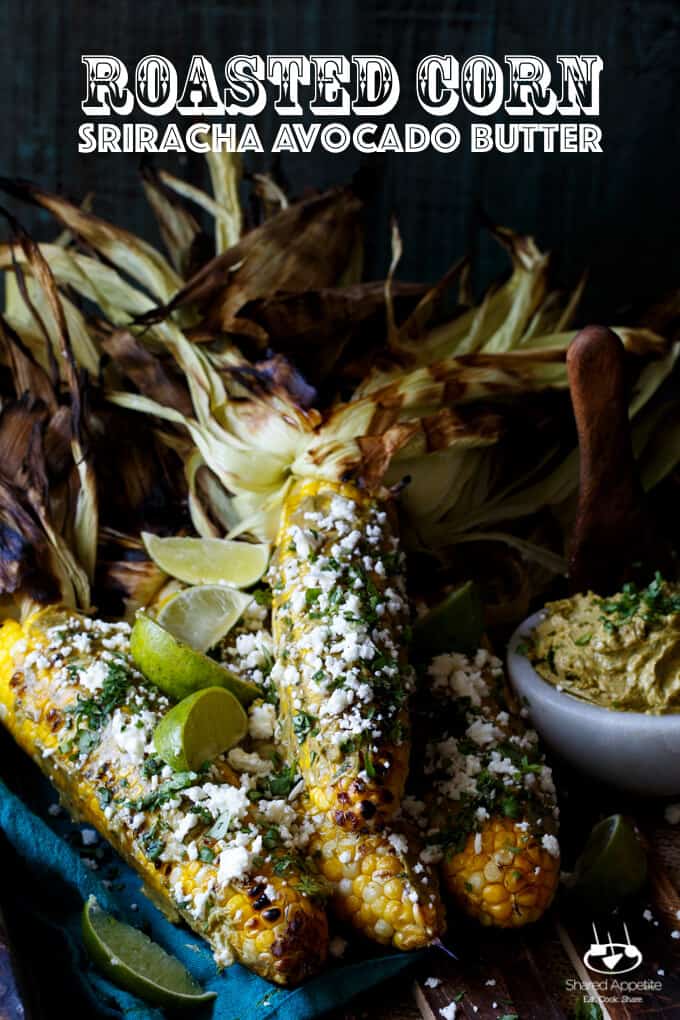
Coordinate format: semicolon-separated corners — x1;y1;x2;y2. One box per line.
308;814;445;950
411;647;560;929
0;609;328;985
271;480;413;831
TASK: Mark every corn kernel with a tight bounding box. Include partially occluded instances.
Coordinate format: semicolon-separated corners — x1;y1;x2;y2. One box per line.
343;895;361;915
323;859;344;882
255;929;275;952
383;878;404;900
362;882;380;903
361;854;377;875
374;919;394;940
488;901;513;923
483;862;503;882
384;900;403;925
482;883;507;905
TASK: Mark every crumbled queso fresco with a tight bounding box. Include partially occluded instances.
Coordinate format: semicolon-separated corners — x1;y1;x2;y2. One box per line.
402;649;559;860
219;598;274;693
9;610;322;968
269;491;413;770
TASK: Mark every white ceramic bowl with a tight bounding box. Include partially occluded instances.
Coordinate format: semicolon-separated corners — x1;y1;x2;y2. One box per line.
507;611;680;796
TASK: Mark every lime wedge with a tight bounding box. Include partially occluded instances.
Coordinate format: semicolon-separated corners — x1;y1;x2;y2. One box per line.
569;814;647;911
412;580;484;658
153;686;247;771
142;532;269;587
130;612;259;705
157;585;252;653
82;895;214;1008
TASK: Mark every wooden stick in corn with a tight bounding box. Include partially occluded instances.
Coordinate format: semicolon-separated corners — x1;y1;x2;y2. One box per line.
407;648;560;928
270;479;412;830
0;608;328;985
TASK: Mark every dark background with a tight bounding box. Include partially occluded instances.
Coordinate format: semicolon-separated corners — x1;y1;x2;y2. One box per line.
0;5;679;1018
1;0;679;318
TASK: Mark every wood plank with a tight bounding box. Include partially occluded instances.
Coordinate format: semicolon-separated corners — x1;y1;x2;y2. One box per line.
412;920;567;1019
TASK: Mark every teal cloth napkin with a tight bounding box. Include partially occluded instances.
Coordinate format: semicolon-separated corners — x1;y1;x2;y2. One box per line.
0;747;422;1019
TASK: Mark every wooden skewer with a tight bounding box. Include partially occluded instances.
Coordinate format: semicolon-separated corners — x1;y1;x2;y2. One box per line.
567;324;662;595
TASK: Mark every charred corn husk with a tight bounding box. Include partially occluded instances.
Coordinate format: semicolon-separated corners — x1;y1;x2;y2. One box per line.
0;608;328;985
407;647;560;928
270;479;412;830
308;811;445;949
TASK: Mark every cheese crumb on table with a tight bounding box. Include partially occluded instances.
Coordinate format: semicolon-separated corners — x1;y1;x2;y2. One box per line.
664;803;680;824
329;936;347;958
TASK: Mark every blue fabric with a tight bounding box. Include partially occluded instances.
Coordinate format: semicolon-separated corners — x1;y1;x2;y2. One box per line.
0;766;422;1019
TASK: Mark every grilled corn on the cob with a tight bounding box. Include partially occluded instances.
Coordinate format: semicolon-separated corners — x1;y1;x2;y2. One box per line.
222;601;446;950
271;479;413;830
309;811;445;949
408;647;560;928
0;608;328;984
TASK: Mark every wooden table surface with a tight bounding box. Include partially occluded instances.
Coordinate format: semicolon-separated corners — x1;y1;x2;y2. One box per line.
334;784;680;1020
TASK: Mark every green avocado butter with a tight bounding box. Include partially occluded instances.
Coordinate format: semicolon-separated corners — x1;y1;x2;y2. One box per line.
528;574;680;714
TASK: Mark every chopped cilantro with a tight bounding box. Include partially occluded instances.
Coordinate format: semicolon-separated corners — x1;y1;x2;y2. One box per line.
67;658;130;744
141;820;164;862
252;588;272;609
292;712;318;744
599;573;680;630
254;761;299;800
262;827;281;850
142;756;164;778
572;1000;603;1020
272;852;327;899
501;796;520;819
128;771;198;812
78;729;100;756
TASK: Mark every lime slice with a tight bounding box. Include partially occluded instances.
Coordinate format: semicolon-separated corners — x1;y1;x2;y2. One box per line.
142;532;269;588
412;580;484;658
130;612;259;705
157;585;252;653
569;815;647;911
82;895;214;1008
153;686;247;771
